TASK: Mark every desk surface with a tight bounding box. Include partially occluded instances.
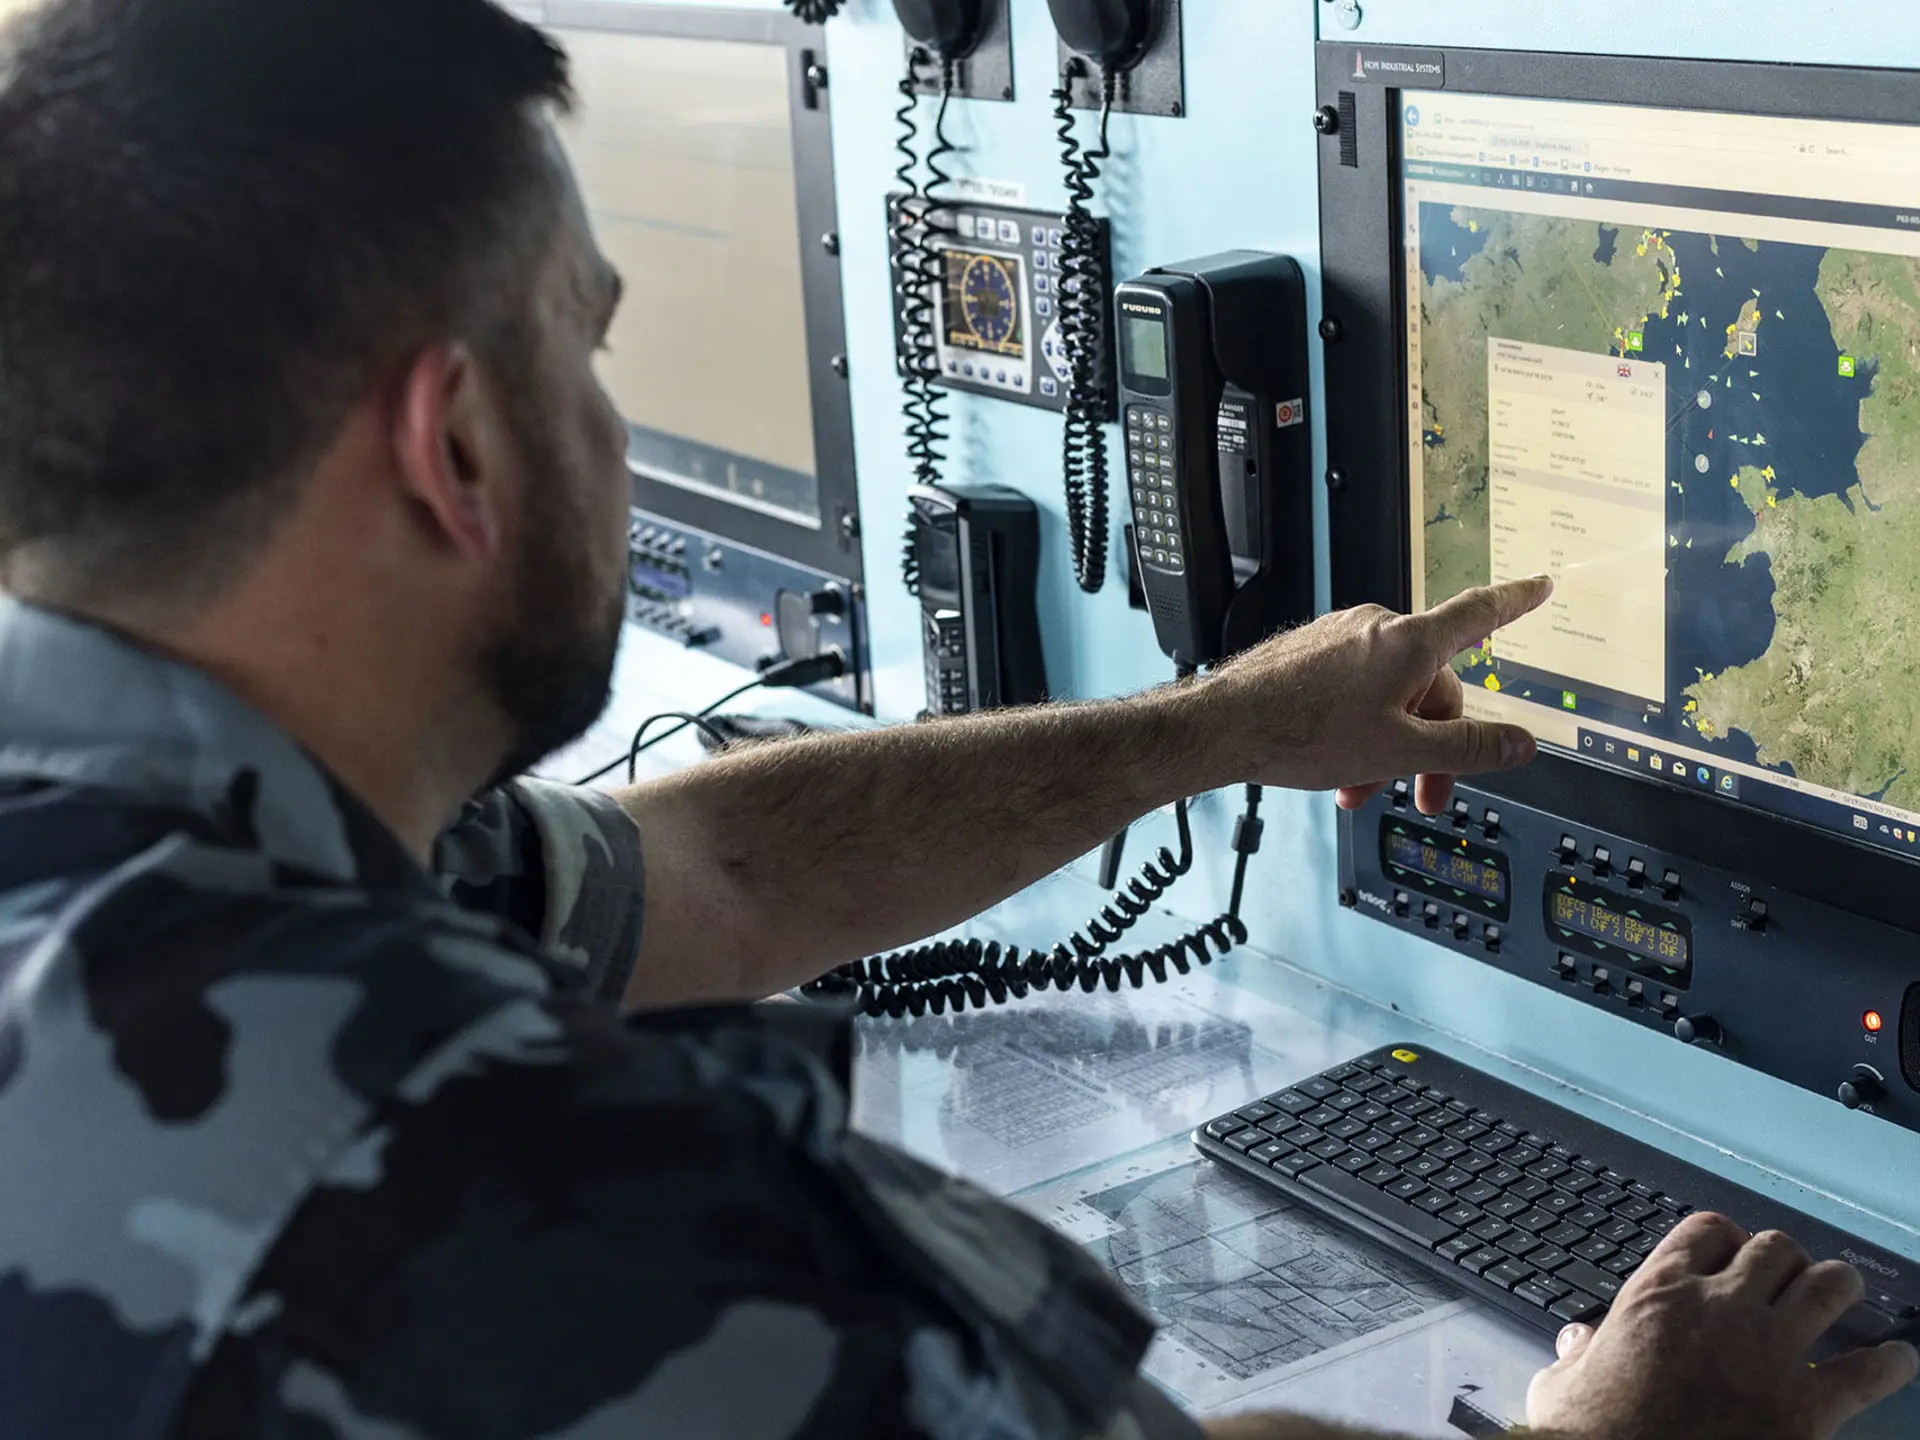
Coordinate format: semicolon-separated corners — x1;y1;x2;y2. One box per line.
849;950;1920;1435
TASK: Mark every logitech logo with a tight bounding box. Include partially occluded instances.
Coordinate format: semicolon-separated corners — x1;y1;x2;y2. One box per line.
1357;889;1394;915
1842;1249;1900;1279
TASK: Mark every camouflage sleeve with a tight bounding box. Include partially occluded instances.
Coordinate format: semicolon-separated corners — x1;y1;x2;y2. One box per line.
434;778;645;1004
169;992;1197;1440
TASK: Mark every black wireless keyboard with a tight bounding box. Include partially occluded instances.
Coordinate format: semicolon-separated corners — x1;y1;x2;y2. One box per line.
1195;1045;1920;1353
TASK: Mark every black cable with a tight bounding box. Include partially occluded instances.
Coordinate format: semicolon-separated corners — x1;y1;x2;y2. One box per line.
896;54;962;603
804;787;1267;1020
1054;62;1117;595
570;678;765;787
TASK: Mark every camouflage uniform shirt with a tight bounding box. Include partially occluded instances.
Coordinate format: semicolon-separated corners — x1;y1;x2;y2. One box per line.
0;598;1194;1440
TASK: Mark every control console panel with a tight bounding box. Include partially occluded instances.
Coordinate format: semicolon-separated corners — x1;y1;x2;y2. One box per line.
627;508;872;715
1341;784;1920;1135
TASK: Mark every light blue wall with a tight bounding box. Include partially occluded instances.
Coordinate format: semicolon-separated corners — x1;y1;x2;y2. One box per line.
593;0;1920;1239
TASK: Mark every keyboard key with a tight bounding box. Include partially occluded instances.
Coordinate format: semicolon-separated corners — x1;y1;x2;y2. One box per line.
1514;1279;1569;1309
1527;1159;1572;1182
1544;1222;1590;1249
1572;1157;1602;1174
1472;1132;1516;1156
1273;1151;1319;1176
1290;1125;1326;1147
1354;1103;1391;1124
1603;1252;1641;1276
1336;1150;1376;1173
1455;1152;1496;1176
1448;1120;1490;1143
1258;1115;1305;1138
1546;1143;1580;1164
1550;1292;1608;1325
1560;1173;1603;1196
1498;1231;1542;1259
1299;1077;1340;1099
1326;1117;1369;1140
1424;1089;1452;1105
1309;1138;1350;1160
1205;1119;1249;1141
1404;1128;1443;1149
1487;1196;1529;1220
1429;1140;1469;1162
1225;1130;1263;1152
1402;1099;1440;1121
1613;1198;1658;1222
1570;1206;1611;1230
1537;1192;1580;1215
1437;1237;1479;1264
1585;1186;1627;1209
1324;1065;1363;1084
1405;1157;1445;1179
1236;1102;1279;1123
1643;1212;1684;1237
1597;1218;1643;1245
1573;1236;1618;1262
1461;1247;1506;1276
1327;1092;1365;1112
1528;1247;1572;1273
1271;1091;1320;1115
1250;1140;1294;1164
1459;1181;1501;1206
1445;1100;1474;1117
1516;1209;1562;1234
1521;1133;1552;1150
1484;1166;1524;1189
1440;1204;1484;1229
1414;1189;1455;1214
1628;1232;1659;1256
1496;1121;1524;1138
1469;1218;1513;1243
1471;1110;1500;1126
1387;1176;1429;1201
1359;1164;1402;1187
1380;1143;1420;1166
1299;1165;1462;1250
1510;1178;1552;1202
1557;1260;1625;1302
1378;1116;1416;1137
1486;1260;1535;1290
1506;1146;1543;1168
1599;1169;1631;1187
1628;1181;1658;1199
1302;1107;1342;1129
1348;1075;1388;1096
1354;1130;1396;1152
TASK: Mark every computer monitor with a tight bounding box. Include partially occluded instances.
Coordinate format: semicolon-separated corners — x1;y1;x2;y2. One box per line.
1322;48;1920;922
544;2;859;582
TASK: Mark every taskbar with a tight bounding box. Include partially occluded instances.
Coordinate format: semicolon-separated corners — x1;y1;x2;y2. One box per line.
1569;727;1920;862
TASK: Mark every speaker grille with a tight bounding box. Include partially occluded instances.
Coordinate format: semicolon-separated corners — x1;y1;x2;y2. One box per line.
1339;91;1359;168
1901;982;1920;1091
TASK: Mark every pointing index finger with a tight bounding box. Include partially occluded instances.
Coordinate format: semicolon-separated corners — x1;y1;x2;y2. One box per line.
1412;576;1554;665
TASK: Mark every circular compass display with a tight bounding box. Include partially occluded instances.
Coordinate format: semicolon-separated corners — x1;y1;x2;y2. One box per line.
959;254;1020;351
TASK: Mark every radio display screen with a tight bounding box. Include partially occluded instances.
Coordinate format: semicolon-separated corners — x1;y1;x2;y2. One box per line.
1385;830;1508;903
1543;875;1693;985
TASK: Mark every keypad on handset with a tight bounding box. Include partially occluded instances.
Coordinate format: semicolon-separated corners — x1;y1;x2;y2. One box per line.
1126;407;1183;574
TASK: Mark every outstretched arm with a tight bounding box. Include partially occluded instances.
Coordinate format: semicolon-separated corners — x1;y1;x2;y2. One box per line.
615;579;1550;1008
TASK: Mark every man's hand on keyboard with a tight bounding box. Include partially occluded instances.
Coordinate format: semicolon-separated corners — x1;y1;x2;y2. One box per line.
1526;1212;1920;1439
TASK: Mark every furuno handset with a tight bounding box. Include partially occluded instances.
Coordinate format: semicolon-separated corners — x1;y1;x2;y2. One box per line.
1046;0;1154;71
908;482;1046;716
893;0;989;57
1115;251;1315;670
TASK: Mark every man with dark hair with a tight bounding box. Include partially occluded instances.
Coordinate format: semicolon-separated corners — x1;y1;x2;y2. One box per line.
0;1;1909;1437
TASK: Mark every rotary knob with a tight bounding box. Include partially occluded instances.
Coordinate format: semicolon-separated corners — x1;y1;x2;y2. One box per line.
1838;1066;1885;1111
1674;1014;1723;1047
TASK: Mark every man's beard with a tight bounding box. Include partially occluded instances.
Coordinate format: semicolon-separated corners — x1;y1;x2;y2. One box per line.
476;420;626;792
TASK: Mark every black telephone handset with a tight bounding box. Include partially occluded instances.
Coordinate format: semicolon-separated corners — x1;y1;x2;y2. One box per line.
893;0;989;59
1046;0;1154;69
1115;251;1315;670
909;482;1046;716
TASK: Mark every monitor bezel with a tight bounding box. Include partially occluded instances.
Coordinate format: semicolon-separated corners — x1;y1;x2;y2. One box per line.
1319;42;1920;934
544;1;862;582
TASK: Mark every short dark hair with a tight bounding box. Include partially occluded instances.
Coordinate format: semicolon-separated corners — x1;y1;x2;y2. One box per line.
0;0;573;602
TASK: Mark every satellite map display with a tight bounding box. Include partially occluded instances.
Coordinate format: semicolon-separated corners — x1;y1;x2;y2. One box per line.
1417;204;1920;815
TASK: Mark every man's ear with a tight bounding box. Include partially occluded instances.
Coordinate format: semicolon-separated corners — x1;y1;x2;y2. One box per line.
390;342;510;561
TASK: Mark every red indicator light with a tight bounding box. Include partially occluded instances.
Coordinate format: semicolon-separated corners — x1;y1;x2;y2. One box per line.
760;613;773;627
1864;1010;1884;1033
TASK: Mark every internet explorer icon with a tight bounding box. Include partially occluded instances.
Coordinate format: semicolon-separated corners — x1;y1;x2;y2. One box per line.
1406;105;1421;127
